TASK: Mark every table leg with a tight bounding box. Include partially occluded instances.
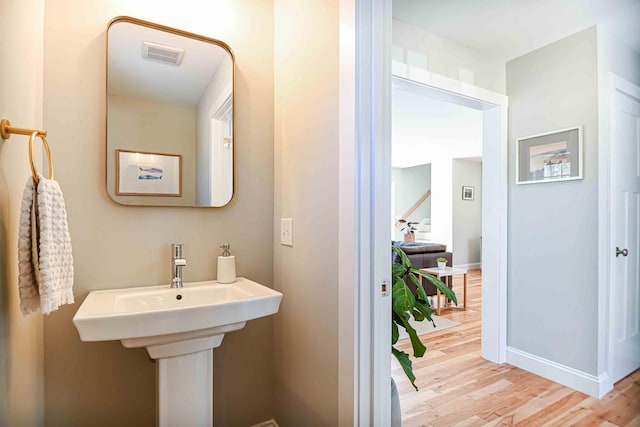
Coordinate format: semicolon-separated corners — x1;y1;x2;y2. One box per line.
435;272;442;315
463;273;467;310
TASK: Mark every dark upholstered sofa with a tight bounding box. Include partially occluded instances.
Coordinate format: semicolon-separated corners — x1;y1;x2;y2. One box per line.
392;241;453;297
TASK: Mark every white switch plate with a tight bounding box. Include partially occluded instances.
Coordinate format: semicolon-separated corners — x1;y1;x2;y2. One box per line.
280;218;293;246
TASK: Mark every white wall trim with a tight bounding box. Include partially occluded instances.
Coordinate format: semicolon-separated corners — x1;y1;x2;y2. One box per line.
454;263;482;271
207;81;233;119
506;347;610;398
367;0;393;424
392;64;507;108
597;69;615;396
393;64;509;364
596;56;611;391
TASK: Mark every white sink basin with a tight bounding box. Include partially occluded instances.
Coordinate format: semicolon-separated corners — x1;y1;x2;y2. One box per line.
73;277;282;358
73;277;282;426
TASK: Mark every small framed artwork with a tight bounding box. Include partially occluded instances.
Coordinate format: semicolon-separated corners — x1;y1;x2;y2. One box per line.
516;126;582;184
116;149;182;196
462;186;475;200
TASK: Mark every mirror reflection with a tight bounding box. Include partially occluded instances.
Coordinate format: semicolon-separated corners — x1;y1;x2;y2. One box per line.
106;17;234;207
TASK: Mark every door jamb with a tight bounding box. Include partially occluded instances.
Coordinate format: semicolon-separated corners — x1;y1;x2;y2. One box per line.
339;0;392;425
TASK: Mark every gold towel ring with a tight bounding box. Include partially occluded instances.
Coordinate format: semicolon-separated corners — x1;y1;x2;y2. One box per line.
28;131;54;184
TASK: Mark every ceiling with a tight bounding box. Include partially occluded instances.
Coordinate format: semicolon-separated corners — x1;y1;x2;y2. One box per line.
108;21;229;107
391;0;639;169
393;0;640;61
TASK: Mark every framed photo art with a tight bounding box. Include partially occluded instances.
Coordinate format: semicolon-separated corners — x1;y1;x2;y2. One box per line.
516;127;582;184
462;186;475;200
116;149;182;196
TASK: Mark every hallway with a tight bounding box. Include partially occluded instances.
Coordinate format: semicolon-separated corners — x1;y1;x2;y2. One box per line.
392;270;640;426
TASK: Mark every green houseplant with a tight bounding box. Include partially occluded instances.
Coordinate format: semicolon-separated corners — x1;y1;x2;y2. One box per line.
391;246;457;390
437;257;447;270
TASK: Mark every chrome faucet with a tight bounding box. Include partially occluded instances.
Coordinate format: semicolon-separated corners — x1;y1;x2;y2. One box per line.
171;243;187;288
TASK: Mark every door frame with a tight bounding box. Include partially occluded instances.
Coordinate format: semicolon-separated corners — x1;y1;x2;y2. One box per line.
343;2;510;422
391;65;509;364
601;73;640;394
338;0;392;425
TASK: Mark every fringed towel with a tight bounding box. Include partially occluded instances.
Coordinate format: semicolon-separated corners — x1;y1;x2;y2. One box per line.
18;175;74;315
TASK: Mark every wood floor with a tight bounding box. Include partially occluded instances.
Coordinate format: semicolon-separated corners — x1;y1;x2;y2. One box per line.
392;270;640;427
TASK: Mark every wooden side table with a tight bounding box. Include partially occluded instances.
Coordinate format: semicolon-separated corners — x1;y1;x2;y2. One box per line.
419;266;467;315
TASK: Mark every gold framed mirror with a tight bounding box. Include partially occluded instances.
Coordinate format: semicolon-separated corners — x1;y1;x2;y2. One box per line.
106;17;234;207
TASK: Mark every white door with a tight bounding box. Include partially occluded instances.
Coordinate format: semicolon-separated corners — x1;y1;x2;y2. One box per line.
611;81;640;384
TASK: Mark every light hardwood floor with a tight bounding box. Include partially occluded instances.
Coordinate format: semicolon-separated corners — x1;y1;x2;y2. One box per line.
392;270;640;426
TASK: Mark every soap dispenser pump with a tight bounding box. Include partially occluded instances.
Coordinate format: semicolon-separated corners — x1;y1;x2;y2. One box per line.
217;243;236;284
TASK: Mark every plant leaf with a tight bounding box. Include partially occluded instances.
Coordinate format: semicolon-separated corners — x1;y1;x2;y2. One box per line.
412;309;425;321
392;311;404;324
391;319;399;345
392;262;406;278
398;314;426;358
392;347;418;391
392;279;416;314
391;310;427;359
392;246;412;268
414;300;435;326
408;272;428;301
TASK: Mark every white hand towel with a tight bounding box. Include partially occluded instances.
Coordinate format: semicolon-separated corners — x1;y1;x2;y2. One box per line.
18;175;74;315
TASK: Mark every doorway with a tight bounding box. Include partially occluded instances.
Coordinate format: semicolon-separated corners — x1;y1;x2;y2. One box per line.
392;68;508;366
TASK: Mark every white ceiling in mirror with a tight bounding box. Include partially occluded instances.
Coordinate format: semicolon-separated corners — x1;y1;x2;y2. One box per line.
108;21;229;107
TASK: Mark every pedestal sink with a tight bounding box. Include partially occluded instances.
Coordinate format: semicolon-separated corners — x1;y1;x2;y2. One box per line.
73;277;282;426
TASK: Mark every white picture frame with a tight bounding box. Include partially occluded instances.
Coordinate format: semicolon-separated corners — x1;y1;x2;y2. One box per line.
516;126;583;185
116;149;182;196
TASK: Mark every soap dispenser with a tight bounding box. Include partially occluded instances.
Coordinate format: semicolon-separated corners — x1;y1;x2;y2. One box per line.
217;243;236;284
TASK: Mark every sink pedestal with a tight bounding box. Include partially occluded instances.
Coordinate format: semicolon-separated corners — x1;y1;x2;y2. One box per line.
72;278;283;426
122;325;243;426
157;349;214;427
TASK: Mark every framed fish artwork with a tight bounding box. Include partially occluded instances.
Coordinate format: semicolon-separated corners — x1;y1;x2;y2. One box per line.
116;149;182;196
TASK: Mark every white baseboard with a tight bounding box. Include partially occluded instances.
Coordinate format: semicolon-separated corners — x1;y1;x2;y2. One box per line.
454;262;481;270
506;347;611;398
251;420;279;427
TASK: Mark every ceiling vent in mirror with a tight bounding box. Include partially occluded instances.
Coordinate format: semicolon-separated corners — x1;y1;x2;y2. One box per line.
141;41;184;65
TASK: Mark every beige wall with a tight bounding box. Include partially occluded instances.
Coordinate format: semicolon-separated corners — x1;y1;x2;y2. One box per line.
273;0;340;424
107;95;197;206
42;0;274;425
0;0;46;425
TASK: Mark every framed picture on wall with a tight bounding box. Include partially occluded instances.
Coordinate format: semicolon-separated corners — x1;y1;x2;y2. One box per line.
462;186;475;200
116;149;182;196
516;126;583;184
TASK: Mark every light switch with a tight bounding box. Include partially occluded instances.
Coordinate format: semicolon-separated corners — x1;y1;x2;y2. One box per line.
281;218;293;246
